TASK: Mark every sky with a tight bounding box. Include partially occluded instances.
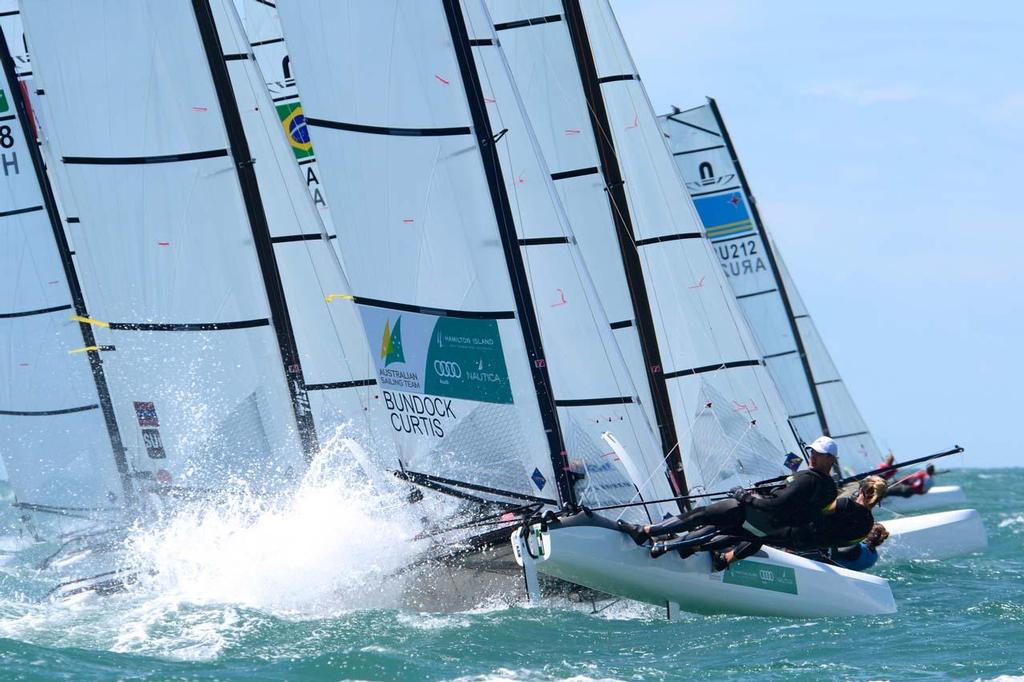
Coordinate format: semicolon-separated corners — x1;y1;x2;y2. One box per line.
611;1;1023;468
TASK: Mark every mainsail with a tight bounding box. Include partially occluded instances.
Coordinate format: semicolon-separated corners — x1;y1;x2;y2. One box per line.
276;0;676;519
483;0;802;496
0;17;130;522
18;0;371;498
660;100;883;474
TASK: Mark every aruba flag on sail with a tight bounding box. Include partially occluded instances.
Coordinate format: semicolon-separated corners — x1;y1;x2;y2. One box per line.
693;192;755;241
276;102;314;160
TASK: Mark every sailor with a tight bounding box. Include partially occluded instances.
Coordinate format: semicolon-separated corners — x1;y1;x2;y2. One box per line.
830;523;890;571
877;452;898;480
706;475;887;571
886;464;935;497
618;435;840;555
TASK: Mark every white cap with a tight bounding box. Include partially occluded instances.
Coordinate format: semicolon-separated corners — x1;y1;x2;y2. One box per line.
806;435;838;457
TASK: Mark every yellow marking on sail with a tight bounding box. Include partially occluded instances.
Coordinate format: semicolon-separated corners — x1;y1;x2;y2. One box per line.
70;315;109;328
324;293;354;303
68;346;99;354
380;319;392;362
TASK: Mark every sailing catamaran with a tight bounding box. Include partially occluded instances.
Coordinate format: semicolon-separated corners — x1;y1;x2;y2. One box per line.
658;100;985;558
276;0;896;617
658;100;970;515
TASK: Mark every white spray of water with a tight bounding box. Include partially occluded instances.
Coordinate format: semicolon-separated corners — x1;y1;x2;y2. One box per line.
125;434;424;616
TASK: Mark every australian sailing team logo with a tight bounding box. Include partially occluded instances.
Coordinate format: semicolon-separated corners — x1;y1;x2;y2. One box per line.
275;102;314;160
357;306;514;405
380;316;405;366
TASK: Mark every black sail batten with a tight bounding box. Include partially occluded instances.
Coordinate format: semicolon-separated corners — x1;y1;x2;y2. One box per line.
191;0;318;461
706;97;828;440
442;0;575;509
560;0;688;509
0;28;136;508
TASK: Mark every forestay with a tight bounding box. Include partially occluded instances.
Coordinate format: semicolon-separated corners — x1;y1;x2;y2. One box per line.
277;0;674;519
486;0;801;495
20;1;321;497
660;100;882;474
0;17;129;521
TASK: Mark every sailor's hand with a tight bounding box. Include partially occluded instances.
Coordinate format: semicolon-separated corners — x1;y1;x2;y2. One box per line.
729;486;749;502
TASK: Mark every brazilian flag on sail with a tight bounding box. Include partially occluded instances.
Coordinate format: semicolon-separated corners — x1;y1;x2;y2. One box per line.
276;102;314;160
693;191;755;241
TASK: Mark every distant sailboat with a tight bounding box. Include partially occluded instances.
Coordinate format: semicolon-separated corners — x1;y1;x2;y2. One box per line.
659;99;970;514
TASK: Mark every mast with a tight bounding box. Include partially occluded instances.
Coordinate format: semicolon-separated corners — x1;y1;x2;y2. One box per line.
0;26;135;507
191;0;318;460
561;0;688;504
442;0;575;508
704;98;828;440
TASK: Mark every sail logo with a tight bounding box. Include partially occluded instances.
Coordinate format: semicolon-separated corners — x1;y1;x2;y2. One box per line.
723;560;798;595
433;360;462;378
693;192;755;242
0;88;8;114
357;305;513;404
275;102;314;160
380;317;405;367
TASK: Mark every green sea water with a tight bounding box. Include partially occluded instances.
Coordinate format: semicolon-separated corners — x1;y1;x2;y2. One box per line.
0;468;1020;681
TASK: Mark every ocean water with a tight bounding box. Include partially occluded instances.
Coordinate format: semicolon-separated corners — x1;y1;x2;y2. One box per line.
0;468;1020;681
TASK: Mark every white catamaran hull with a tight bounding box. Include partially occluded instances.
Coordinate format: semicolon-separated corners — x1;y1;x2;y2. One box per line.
880;509;987;561
879;485;967;514
513;514;895;618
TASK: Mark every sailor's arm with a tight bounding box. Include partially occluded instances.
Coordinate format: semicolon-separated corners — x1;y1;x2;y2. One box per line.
747;472;812;515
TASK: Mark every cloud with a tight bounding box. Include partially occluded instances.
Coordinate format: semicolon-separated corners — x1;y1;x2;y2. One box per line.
801;81;925;106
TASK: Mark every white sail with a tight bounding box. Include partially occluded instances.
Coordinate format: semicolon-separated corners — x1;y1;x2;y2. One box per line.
20;0;322;497
277;0;675;518
230;0;336;239
483;1;802;496
0;17;128;521
660;100;883;474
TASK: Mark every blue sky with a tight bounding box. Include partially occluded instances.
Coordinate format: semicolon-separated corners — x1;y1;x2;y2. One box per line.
612;1;1023;468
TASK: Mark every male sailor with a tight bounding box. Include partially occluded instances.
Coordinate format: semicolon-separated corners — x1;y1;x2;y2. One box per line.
886;464;936;497
617;435;840;558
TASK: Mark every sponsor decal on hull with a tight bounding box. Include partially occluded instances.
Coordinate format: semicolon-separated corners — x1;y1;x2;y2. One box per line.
722;560;799;595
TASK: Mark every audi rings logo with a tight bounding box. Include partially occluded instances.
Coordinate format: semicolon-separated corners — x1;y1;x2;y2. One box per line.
759;569;775;582
433;360;462;378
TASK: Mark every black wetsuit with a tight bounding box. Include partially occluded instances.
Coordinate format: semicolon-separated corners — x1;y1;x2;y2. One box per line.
647;469;838;542
763;497;875;550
